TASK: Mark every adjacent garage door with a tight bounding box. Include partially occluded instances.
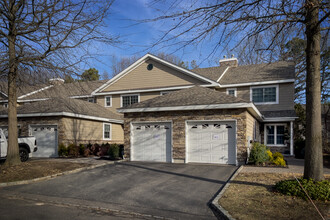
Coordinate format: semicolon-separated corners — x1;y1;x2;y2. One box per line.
187;121;236;164
131;122;171;162
30;125;58;157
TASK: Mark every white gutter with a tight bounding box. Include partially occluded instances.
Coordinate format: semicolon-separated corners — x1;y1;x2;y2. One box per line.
218;79;295;88
0;112;123;124
118;102;263;121
94;84;214;96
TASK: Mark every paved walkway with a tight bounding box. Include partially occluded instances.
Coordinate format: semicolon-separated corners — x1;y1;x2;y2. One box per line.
242;157;330;175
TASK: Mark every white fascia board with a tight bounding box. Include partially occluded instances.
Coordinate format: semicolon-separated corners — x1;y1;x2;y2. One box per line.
0;112;123;124
18;98;50;103
18;85;53;99
92;54;218;95
217;66;230;82
118;103;256;113
93;84;214;96
263;117;297;122
219;79;295;88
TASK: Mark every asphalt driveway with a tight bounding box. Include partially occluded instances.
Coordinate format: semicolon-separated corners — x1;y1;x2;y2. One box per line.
2;162;237;219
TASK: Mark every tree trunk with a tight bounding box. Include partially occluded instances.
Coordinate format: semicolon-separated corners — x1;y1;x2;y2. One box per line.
4;1;20;166
304;0;323;180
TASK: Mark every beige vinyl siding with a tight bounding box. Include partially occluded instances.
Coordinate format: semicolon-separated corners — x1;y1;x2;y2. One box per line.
61;118;123;144
96;92;161;114
255;83;294;111
246;112;255;143
217;83;294;111
102;60;205;92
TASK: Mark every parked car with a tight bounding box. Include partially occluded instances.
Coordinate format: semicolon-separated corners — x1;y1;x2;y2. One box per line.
0;129;37;162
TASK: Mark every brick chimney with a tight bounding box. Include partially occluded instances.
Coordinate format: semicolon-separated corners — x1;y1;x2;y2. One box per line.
49;78;65;85
219;55;238;67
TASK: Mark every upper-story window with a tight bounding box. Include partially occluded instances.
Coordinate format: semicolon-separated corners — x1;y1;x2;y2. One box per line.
121;94;139;107
105;96;112;107
226;88;237;97
250;85;278;104
88;97;95;103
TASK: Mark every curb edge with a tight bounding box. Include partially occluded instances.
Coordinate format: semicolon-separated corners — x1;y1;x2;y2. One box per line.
210;165;244;220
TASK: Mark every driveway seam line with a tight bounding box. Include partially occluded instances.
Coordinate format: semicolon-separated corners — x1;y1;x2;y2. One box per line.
210;165;243;220
0;161;114;187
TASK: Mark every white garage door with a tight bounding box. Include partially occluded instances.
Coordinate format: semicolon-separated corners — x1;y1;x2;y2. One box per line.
30;125;58;157
131;122;171;162
187;121;236;164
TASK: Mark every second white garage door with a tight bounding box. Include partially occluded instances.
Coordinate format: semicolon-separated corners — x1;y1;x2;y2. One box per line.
187;121;236;164
30;125;58;157
131;122;171;162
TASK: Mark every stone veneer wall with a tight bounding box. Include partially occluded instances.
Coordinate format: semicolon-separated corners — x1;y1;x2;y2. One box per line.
123;109;255;164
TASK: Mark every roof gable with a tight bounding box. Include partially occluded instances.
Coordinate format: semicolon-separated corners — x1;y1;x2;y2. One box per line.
93;54;218;95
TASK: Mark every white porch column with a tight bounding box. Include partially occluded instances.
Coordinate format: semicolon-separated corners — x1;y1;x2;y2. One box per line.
290;121;294;156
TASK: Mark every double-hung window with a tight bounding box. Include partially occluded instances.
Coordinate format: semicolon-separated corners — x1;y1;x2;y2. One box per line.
265;124;285;146
251;85;278;104
121;94;139;107
105;96;112;107
103;123;111;140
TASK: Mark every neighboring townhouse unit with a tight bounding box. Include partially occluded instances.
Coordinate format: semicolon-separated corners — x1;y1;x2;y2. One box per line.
0;80;123;158
0;53;296;164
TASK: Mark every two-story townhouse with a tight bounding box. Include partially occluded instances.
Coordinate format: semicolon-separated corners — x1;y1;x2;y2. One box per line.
92;53;296;165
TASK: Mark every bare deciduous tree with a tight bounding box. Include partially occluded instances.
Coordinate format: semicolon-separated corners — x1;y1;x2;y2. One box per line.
146;0;329;180
0;0;118;166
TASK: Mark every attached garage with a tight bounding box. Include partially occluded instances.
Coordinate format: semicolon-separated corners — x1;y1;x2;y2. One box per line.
118;86;263;165
30;125;58;157
131;122;171;162
186;121;236;164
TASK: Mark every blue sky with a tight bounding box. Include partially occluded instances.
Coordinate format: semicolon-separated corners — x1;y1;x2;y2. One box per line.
87;0;222;77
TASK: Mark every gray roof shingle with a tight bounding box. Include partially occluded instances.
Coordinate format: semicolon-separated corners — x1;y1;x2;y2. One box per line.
0;98;123;121
20;80;107;100
193;61;295;84
120;86;249;109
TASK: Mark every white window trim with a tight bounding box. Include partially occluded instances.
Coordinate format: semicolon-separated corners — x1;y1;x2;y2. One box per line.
103;123;111;140
250;84;279;105
264;123;286;147
226;88;237;97
120;93;140;107
104;96;112;107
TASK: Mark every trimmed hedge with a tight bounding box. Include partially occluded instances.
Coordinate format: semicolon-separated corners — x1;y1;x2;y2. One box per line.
274;178;330;201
